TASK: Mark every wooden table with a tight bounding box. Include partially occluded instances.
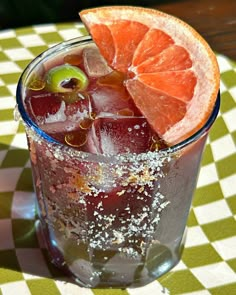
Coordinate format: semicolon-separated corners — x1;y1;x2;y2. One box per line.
152;0;236;60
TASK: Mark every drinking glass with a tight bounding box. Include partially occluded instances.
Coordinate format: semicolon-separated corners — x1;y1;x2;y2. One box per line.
16;36;220;288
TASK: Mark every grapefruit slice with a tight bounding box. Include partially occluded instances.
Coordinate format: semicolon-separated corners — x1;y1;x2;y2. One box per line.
79;6;220;145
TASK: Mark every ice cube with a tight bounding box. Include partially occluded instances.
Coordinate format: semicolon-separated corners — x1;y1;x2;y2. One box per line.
27;89;92;123
27;91;93;148
89;117;156;155
90;87;142;117
64;92;91;120
26;92;63;124
41;119;96;152
83;44;113;77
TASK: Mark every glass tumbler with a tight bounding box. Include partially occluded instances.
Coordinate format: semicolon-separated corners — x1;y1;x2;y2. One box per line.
16;36;220;288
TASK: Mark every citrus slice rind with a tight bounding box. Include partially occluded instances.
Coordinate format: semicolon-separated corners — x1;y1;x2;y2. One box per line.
80;6;220;145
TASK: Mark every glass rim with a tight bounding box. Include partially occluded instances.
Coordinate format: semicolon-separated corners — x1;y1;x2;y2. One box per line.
16;35;220;161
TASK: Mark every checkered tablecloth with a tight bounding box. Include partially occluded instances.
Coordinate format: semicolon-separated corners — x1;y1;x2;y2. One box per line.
0;22;236;295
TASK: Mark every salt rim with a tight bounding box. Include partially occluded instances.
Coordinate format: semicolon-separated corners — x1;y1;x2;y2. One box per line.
15;96;220;164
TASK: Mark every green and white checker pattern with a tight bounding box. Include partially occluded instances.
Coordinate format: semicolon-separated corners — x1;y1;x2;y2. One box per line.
0;23;236;295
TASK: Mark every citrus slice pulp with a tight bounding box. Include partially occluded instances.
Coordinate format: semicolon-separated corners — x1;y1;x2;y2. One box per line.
79;6;220;145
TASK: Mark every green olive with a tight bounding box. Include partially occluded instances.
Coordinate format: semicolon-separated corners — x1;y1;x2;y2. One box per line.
46;64;88;93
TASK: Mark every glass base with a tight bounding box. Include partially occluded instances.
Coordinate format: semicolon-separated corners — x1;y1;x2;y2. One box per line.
37;218;186;288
